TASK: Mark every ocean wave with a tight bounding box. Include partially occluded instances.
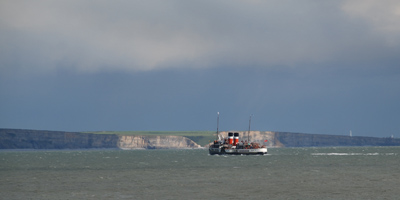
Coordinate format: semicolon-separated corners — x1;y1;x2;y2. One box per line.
311;153;396;156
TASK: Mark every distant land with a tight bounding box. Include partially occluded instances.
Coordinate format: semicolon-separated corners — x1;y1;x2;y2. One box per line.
1;129;400;150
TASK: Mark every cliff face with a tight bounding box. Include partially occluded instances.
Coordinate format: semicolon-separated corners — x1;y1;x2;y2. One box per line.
218;131;400;147
0;129;201;149
274;132;400;147
218;131;277;147
0;129;119;149
119;135;201;149
2;129;400;149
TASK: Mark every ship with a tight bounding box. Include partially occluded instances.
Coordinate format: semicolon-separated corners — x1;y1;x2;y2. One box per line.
209;113;267;155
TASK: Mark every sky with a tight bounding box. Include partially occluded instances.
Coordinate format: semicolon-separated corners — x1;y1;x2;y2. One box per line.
1;0;400;137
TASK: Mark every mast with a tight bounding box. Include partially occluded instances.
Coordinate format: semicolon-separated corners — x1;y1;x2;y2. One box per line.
216;112;220;140
248;115;252;142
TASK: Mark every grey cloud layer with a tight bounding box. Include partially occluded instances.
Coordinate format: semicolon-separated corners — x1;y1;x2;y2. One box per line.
1;0;400;74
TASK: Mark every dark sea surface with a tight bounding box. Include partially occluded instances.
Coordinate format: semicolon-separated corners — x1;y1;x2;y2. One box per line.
1;147;400;199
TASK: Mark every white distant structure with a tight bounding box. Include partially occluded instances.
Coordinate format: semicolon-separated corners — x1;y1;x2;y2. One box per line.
350;130;352;137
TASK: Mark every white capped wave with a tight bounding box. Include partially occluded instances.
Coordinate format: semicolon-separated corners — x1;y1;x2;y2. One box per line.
311;152;397;156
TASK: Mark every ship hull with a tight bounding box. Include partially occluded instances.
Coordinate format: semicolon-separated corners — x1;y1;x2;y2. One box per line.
209;147;267;155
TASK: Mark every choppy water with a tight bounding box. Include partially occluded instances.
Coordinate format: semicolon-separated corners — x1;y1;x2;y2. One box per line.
1;147;400;199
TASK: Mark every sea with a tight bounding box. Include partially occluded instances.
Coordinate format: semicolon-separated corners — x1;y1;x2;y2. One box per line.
1;146;400;200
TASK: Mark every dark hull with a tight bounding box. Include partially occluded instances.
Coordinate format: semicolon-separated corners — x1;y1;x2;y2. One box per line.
209;147;267;155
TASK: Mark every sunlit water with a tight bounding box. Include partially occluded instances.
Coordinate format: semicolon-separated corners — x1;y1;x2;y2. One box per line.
1;147;400;199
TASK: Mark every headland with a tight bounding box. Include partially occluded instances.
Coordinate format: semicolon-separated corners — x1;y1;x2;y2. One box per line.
1;129;399;150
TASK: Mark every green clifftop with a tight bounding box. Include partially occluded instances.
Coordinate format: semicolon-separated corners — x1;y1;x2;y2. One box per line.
217;131;400;147
0;129;200;150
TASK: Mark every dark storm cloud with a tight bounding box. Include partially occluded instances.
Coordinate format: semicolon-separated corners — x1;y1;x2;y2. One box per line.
1;0;399;74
